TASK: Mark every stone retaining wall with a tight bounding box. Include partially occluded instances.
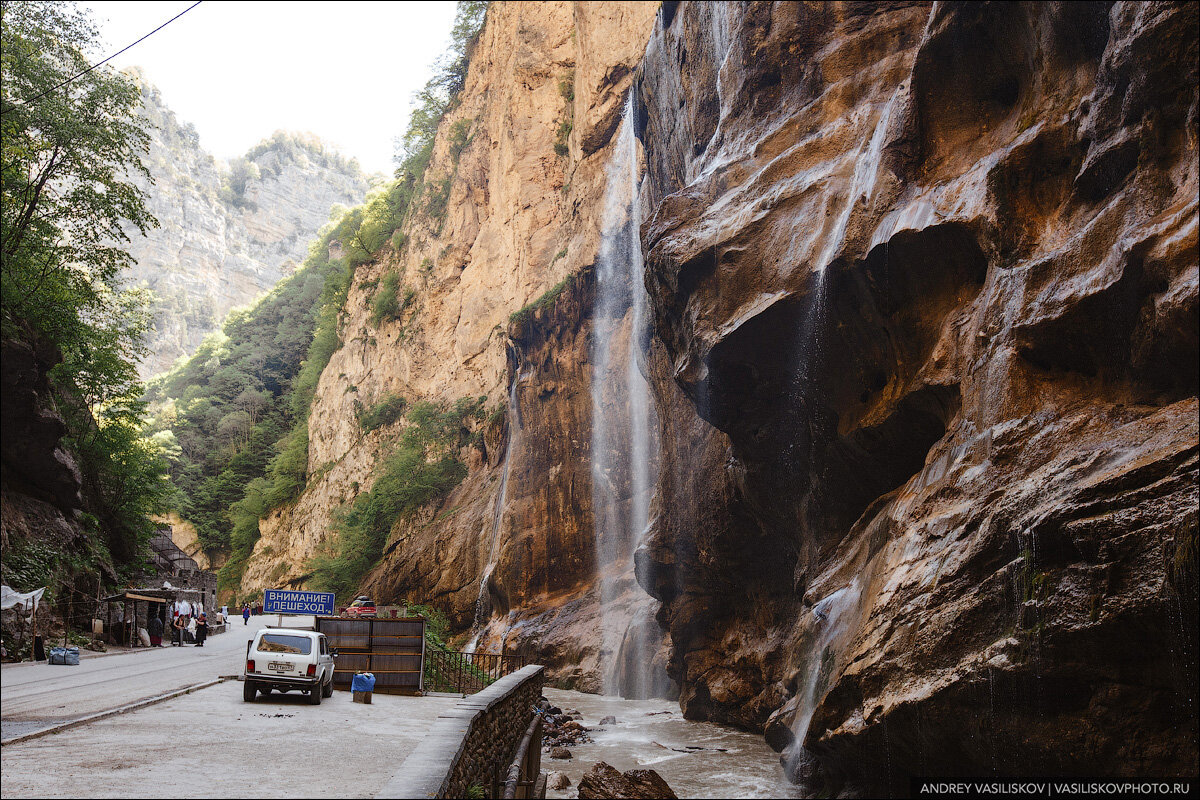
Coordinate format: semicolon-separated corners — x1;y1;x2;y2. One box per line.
378;664;545;799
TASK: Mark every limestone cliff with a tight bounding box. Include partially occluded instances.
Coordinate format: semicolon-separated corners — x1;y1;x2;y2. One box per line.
231;0;1196;783
634;0;1198;788
238;2;659;689
122;73;375;378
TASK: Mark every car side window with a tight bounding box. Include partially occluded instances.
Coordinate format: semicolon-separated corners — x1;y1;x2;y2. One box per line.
319;637;326;655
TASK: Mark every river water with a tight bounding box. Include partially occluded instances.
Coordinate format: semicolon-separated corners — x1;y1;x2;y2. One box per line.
543;689;801;799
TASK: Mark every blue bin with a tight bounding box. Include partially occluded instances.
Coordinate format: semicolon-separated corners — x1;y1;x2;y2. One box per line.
350;672;376;692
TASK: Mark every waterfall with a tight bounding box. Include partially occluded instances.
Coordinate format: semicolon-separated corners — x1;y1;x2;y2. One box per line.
784;579;863;779
472;364;527;639
591;94;664;698
775;90;900;779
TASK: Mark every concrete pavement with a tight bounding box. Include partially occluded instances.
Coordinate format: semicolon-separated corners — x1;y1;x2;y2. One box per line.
0;616;263;741
1;615;459;797
0;671;458;798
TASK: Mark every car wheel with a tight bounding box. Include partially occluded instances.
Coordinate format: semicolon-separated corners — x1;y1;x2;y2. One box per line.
308;685;322;705
322;675;334;697
243;680;258;702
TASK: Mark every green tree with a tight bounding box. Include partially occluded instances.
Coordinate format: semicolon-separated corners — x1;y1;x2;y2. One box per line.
1;1;156;344
2;1;172;565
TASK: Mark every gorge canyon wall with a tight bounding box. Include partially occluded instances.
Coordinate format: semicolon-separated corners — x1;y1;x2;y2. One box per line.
635;0;1197;789
123;73;375;378
238;1;663;690
235;0;1197;788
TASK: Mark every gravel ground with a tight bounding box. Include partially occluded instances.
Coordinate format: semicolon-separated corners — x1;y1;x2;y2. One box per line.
0;682;457;797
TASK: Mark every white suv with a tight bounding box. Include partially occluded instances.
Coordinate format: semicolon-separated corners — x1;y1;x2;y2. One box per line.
243;628;336;704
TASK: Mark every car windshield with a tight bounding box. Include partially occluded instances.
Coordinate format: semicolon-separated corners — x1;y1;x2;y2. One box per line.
256;634;312;654
352;600;373;607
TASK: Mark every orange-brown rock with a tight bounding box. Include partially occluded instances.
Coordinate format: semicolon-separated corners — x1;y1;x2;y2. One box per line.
237;2;660;690
635;0;1198;789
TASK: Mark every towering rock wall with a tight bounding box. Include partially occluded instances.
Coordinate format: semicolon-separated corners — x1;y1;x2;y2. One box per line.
238;2;660;687
230;0;1196;783
122;73;375;378
634;0;1197;788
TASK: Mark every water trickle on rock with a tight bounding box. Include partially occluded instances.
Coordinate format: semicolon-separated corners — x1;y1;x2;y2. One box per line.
472;365;529;636
784;578;863;784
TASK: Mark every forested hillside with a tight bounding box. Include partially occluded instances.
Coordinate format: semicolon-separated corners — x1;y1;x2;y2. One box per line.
144;1;490;594
1;3;173;619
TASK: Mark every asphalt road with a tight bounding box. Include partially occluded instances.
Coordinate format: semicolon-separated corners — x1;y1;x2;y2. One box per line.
1;616;458;797
0;670;456;798
0;616;262;741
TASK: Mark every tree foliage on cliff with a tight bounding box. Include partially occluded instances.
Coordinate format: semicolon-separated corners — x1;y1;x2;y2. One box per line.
1;1;154;341
144;218;350;585
1;0;172;568
308;397;485;600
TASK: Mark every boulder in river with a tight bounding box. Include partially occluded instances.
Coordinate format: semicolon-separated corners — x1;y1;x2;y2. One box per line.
599;715;618;725
547;771;571;790
549;746;572;760
578;761;678;799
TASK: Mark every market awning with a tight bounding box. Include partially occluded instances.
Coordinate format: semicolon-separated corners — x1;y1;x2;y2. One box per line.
102;592;169;603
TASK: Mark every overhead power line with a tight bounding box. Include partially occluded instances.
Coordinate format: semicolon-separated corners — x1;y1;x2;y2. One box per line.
3;1;202;114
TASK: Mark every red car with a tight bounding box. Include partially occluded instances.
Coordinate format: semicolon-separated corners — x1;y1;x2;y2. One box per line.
339;597;376;618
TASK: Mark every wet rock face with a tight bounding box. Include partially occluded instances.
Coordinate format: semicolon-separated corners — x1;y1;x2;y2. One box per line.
636;0;1197;784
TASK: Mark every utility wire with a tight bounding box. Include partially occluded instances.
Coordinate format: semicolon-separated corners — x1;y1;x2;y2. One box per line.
3;1;202;114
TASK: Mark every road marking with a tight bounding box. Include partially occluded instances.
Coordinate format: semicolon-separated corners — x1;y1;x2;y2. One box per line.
0;678;229;747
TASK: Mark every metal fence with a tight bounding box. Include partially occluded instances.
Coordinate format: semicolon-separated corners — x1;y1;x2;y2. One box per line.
424;650;529;694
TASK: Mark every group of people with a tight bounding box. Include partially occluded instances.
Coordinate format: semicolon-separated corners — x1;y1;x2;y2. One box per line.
145;604;220;647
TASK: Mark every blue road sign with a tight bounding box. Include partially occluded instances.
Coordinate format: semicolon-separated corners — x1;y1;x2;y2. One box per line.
263;589;335;616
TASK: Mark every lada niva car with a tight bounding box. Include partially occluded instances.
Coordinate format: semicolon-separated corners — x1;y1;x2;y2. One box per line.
243;628;336;704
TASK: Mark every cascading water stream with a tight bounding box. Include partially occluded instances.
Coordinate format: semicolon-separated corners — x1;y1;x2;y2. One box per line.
814;88;903;276
466;365;528;655
784;578;863;781
591;94;663;698
777;90;901;780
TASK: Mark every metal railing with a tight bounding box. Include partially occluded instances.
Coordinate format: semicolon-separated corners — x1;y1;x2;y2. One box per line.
502;712;543;799
423;650;528;694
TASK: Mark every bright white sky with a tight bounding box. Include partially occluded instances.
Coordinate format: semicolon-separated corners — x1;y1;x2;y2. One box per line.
83;1;460;175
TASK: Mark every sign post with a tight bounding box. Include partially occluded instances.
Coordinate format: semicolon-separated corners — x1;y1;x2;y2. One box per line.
263;589;335;617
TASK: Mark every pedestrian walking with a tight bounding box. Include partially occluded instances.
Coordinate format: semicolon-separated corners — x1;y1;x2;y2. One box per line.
194;614;208;647
172;613;186;646
242;604;250;626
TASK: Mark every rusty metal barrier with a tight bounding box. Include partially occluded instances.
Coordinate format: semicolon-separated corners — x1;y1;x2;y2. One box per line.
502;711;543;799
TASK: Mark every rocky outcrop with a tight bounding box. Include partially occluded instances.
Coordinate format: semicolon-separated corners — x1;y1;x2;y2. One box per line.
1;338;82;513
0;336;117;586
158;511;223;572
634;0;1197;788
238;2;660;690
577;761;677;800
121;73;374;378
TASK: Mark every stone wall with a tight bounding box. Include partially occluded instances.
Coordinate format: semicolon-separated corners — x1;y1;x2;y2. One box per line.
378;664;545;799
